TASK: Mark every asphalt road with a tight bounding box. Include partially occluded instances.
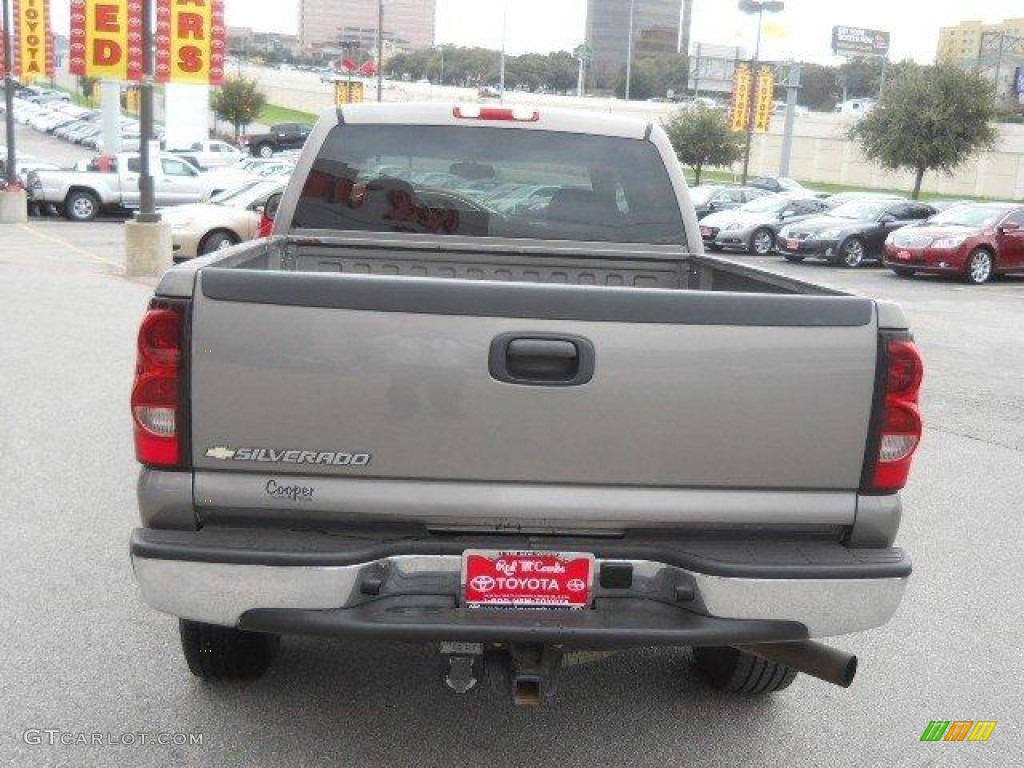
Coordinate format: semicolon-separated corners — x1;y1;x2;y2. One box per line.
1;225;1021;767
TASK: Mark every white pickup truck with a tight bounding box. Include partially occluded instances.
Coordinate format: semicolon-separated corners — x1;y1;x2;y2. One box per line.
26;152;222;221
129;104;922;706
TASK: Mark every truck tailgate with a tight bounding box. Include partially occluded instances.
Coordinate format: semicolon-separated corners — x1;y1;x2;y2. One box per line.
189;269;878;495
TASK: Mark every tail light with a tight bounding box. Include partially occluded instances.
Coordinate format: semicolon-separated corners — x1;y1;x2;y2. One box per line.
132;300;190;468
863;335;924;492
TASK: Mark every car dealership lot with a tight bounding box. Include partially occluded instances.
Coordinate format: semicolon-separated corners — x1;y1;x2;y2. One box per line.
0;224;1021;766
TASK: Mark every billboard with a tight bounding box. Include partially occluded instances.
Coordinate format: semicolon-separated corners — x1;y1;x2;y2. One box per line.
832;26;890;57
68;0;144;81
155;0;226;85
13;0;55;82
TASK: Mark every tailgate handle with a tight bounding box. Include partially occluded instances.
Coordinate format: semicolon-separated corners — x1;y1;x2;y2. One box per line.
489;333;595;386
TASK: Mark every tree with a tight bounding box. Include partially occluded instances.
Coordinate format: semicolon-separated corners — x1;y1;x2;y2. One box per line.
847;64;998;199
663;107;743;185
799;62;839;111
211;76;267;141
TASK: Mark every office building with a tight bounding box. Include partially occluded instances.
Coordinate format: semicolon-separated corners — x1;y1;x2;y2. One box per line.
299;0;437;53
936;18;1024;65
585;0;684;80
936;18;1024;106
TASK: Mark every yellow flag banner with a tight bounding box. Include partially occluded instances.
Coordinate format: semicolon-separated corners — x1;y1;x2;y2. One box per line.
156;0;226;85
68;0;144;81
13;0;54;82
754;66;775;133
729;64;753;132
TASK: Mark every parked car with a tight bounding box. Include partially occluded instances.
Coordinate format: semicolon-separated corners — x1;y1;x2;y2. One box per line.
834;98;875;116
128;103;921;704
169;140;246;170
772;100;809;117
777;199;936;268
883;202;1024;284
239;123;314;157
822;191;903;209
747;176;817;196
27;152;221;221
166;178;288;260
700;194;831;255
690;184;773;219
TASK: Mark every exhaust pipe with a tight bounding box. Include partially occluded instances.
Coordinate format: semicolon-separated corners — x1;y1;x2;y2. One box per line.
733;640;858;688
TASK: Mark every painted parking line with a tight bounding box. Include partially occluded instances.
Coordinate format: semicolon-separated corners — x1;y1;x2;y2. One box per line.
17;223;123;269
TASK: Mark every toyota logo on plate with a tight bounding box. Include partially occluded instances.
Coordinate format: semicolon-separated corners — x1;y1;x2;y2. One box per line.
567;579;586;592
470;575;496;593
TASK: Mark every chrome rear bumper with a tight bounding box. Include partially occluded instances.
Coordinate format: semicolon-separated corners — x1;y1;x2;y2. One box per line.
131;528;909;644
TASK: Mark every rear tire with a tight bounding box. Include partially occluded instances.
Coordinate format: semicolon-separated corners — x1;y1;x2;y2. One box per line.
257;143;274;158
64;190;100;222
179;619;280;680
199;230;239;255
693;646;798;694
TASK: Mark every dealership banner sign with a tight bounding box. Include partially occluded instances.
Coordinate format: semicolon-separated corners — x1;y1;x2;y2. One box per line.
13;0;55;81
156;0;226;85
69;0;145;81
831;26;890;57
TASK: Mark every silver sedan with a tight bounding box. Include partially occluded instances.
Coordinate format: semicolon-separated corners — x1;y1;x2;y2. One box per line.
699;194;830;255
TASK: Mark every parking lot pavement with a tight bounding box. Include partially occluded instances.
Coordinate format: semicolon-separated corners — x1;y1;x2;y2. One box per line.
7;116;95;169
0;228;1021;767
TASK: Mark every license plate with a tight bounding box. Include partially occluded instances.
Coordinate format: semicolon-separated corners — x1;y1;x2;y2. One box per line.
897;250;911;261
462;550;594;609
700;226;712;238
786;238;799;250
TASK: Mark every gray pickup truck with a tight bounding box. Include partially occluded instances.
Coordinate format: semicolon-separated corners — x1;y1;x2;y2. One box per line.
27;152;220;221
129;104;922;706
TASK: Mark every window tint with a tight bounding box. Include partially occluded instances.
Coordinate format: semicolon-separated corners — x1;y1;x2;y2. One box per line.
887;204;917;220
291;124;685;245
126;157;141;173
162;158;195;177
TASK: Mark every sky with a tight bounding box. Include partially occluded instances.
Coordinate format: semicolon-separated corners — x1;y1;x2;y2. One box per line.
48;0;1024;65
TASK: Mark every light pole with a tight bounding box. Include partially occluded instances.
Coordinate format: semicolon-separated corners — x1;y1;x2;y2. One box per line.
3;0;17;188
499;0;508;102
738;0;784;184
624;0;636;101
376;0;384;102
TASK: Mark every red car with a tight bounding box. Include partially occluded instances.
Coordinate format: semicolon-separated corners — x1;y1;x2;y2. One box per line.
883;202;1024;284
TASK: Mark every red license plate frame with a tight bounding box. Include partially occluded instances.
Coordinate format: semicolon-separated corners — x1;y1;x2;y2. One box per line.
462;550;594;609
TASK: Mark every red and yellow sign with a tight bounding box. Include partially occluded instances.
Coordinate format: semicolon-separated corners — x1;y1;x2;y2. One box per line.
13;0;54;82
155;0;226;85
68;1;144;80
